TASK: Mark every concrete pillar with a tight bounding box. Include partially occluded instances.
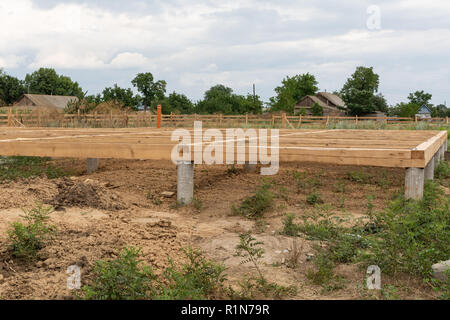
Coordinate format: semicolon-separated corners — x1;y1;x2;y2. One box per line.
440;145;445;161
87;158;99;174
424;157;435;181
177;161;194;204
243;163;258;173
434;148;441;167
405;167;425;200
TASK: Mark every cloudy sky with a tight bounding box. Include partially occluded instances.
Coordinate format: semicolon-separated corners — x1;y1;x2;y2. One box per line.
1;0;449;106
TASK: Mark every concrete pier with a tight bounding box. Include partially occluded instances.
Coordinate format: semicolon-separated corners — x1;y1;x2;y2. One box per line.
243;163;258;173
405;167;425;200
424;157;435;181
177;161;194;204
87;158;99;174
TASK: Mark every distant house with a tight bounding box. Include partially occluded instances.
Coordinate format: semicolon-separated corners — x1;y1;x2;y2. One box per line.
416;104;432;119
294;92;347;116
14;94;79;109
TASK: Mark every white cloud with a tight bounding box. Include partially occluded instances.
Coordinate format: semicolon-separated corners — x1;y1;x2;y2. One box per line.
0;0;449;105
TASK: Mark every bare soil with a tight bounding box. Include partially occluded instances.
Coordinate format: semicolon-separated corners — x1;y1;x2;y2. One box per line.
0;158;442;300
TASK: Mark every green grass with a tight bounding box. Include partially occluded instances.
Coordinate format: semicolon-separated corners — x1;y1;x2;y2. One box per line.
280;213;300;237
0;156;72;182
232;183;274;219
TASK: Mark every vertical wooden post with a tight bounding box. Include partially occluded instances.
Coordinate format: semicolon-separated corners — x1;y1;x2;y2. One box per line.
8;108;12;126
245;113;249;126
415;115;418;123
37;110;41;127
326;116;330;126
15;110;19;126
219;114;223;127
281;112;287;129
157;105;162;128
446;116;449;125
355;115;358;125
110;110;113;127
298;114;302;127
271;115;275;127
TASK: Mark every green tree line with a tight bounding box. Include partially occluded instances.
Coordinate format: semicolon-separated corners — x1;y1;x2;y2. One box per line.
1;67;448;117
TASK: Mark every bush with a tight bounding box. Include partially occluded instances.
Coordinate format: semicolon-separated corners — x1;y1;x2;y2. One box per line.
232;183;274;219
82;247;226;300
82;247;156;300
281;214;300;237
158;248;226;300
7;203;56;261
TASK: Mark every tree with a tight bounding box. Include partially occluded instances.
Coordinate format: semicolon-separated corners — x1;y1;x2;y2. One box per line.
431;104;450;118
310;102;323;116
340;66;383;116
196;85;263;115
166;92;195;114
269;73;318;113
0;70;25;106
407;91;432;107
24;68;83;97
102;84;140;110
131;72;166;112
389;102;420;118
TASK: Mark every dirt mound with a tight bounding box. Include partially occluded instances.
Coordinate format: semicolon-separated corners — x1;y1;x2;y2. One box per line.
48;178;127;210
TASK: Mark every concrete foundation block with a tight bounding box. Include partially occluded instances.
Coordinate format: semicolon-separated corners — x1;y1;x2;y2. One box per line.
440;145;445;161
405;167;424;200
87;158;99;174
424;158;435;181
177;161;194;205
243;163;258;173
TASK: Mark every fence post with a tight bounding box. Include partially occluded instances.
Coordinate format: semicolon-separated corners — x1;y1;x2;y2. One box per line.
8;108;12;126
446;116;449;125
415;115;418;123
37;109;41;127
326;116;330;125
355;115;358;125
281;112;287;129
157;105;162;128
245;113;249;126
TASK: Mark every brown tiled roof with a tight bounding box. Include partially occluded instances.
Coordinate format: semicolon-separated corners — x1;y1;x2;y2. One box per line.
18;94;79;109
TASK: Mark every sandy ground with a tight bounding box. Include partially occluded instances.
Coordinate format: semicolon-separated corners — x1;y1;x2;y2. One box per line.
0;158;442;300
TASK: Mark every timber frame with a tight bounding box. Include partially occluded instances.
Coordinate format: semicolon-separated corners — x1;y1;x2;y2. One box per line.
0;128;447;201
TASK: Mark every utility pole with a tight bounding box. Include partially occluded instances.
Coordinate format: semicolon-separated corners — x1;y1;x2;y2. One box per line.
253;84;256;112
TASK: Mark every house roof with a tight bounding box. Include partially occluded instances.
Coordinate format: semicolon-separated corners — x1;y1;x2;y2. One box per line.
417;105;432;114
296;95;342;112
317;92;346;108
17;94;79;109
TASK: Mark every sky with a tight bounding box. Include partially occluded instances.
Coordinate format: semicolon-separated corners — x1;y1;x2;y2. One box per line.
0;0;449;106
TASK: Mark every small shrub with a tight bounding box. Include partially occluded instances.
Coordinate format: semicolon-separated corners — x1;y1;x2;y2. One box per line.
7;203;56;261
192;198;203;212
232;183;274;219
281;213;300;237
235;232;265;280
306;192;323;206
82;247;156;300
158;247;226;300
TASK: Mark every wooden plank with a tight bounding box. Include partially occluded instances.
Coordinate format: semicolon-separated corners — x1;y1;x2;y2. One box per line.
411;131;447;165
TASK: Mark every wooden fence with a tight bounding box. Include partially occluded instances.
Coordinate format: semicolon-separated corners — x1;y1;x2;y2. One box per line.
0;108;448;129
